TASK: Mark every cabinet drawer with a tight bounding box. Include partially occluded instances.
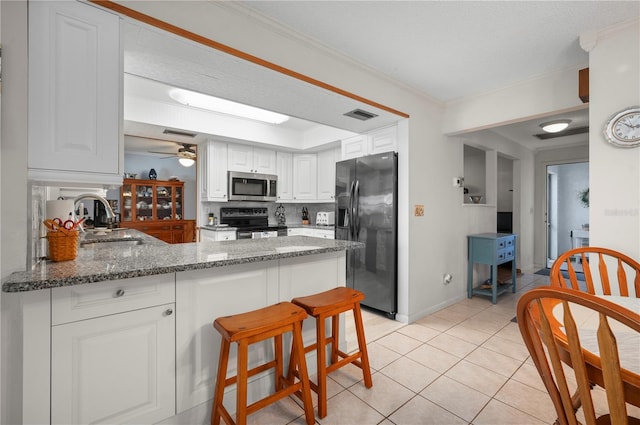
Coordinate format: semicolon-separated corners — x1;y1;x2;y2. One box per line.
52;274;175;325
497;248;515;263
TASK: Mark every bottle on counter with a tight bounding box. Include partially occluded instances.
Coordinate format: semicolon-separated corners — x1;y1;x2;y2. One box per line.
208;213;214;226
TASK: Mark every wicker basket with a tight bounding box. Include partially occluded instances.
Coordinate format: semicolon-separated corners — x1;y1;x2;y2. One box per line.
47;230;80;262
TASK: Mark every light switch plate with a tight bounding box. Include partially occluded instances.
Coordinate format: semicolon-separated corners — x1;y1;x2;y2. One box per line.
414;205;424;217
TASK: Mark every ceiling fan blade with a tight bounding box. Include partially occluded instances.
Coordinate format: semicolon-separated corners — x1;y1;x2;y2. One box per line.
148;150;178;156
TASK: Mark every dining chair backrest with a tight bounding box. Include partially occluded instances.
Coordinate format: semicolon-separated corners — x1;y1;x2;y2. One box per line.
550;247;640;298
517;287;640;425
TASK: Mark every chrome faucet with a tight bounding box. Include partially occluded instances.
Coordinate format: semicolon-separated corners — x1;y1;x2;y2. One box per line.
73;193;116;230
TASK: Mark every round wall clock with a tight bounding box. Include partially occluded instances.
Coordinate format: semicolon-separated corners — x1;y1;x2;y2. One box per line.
604;106;640;148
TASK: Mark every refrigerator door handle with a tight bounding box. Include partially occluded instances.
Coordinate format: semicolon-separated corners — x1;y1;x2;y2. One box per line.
354;179;361;239
348;180;355;240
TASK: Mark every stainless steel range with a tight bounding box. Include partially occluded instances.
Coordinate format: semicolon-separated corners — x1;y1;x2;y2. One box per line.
220;207;287;239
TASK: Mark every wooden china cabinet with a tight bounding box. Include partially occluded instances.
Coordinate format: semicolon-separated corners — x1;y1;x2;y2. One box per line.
120;179;195;243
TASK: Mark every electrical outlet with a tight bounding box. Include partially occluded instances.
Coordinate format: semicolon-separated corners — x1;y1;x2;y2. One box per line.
415;205;424;217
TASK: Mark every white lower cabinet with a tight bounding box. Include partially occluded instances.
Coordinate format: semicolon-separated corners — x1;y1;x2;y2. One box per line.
50;275;176;425
287;227;335;239
200;228;237;241
51;304;176;425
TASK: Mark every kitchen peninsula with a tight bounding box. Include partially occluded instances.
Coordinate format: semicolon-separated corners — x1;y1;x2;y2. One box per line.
2;231;361;424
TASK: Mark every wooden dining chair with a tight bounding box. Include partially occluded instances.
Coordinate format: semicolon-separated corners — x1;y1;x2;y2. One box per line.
517;287;640;425
550;247;640;298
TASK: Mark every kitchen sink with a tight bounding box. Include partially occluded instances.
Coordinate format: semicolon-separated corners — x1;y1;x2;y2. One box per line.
80;239;145;249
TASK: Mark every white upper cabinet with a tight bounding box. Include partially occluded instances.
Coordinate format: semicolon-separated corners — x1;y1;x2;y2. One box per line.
341;135;368;160
276;152;293;201
292;154;318;200
341;125;397;160
317;147;339;200
28;1;122;186
368;125;398;155
227;145;276;174
200;141;228;201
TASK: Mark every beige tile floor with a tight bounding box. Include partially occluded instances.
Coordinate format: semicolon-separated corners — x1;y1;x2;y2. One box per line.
244;270;639;425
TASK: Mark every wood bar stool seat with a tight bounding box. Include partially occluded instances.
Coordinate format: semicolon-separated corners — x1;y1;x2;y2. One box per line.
211;302;314;425
290;287;373;418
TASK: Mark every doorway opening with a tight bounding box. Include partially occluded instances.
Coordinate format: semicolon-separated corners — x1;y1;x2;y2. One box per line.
545;162;589;268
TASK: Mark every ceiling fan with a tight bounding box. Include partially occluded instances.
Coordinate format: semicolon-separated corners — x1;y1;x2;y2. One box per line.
148;142;197;166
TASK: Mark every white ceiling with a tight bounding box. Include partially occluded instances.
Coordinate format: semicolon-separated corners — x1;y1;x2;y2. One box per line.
122;1;639;154
238;1;638;102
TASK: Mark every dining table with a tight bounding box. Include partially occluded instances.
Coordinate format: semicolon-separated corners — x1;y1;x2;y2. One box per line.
545;294;640;407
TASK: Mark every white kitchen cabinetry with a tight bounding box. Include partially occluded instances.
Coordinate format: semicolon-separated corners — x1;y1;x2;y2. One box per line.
200;227;237;241
292;154;318;200
315;228;335;239
50;275;176;425
368;125;398;155
317;147;339;200
341;135;368;160
200;141;228;201
28;1;123;186
341;125;397;160
276;152;293;201
228;145;277;174
287;227;334;239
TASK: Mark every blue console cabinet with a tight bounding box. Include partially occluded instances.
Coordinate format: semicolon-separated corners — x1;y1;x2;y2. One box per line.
467;233;517;304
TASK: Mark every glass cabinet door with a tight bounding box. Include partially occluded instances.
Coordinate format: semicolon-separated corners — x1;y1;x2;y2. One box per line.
156;185;172;221
121;183;133;222
174;185;183;220
136;184;154;221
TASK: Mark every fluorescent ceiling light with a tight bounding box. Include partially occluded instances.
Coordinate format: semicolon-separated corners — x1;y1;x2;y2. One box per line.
169;88;289;124
540;120;571;133
178;157;195;167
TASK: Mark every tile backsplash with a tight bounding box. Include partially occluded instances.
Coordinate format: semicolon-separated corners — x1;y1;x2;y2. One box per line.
201;201;335;227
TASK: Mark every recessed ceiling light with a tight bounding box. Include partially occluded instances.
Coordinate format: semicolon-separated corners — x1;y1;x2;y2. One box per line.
169;88;289;124
540;120;571;133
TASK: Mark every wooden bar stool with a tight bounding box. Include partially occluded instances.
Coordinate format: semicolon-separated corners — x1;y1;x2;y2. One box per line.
290;287;373;418
211;302;315;425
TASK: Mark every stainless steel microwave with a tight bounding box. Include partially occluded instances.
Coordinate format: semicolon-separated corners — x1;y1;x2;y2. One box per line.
227;171;278;202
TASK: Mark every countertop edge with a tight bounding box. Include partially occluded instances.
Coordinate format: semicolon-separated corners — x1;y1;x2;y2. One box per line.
2;237;362;293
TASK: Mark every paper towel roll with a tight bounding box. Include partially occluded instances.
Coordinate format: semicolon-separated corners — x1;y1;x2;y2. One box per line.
46;200;75;221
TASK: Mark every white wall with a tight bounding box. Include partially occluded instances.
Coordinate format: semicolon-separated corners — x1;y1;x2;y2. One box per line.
587;20;640;258
1;3;28;423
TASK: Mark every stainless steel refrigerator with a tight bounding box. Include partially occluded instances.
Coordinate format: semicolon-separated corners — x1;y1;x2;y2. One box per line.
335;151;398;319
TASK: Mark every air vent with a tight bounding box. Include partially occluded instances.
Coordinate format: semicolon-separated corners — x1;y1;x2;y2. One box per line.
163;128;196;138
344;109;378;121
534;126;589;140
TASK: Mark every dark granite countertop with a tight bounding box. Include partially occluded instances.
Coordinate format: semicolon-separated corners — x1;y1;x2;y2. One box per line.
2;230;361;293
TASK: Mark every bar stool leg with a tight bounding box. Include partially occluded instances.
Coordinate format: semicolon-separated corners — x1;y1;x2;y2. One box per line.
353;303;372;388
316;313;328;418
330;315;339;365
292;321;315;425
274;334;283;392
211;340;230;425
236;340;249;425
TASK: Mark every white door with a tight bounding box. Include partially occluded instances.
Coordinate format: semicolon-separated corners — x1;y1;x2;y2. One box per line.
51;304;176;425
545;162;589;268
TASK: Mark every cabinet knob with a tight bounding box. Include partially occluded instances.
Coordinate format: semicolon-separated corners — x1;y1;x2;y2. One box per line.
165;308;174;316
115;289;125;297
